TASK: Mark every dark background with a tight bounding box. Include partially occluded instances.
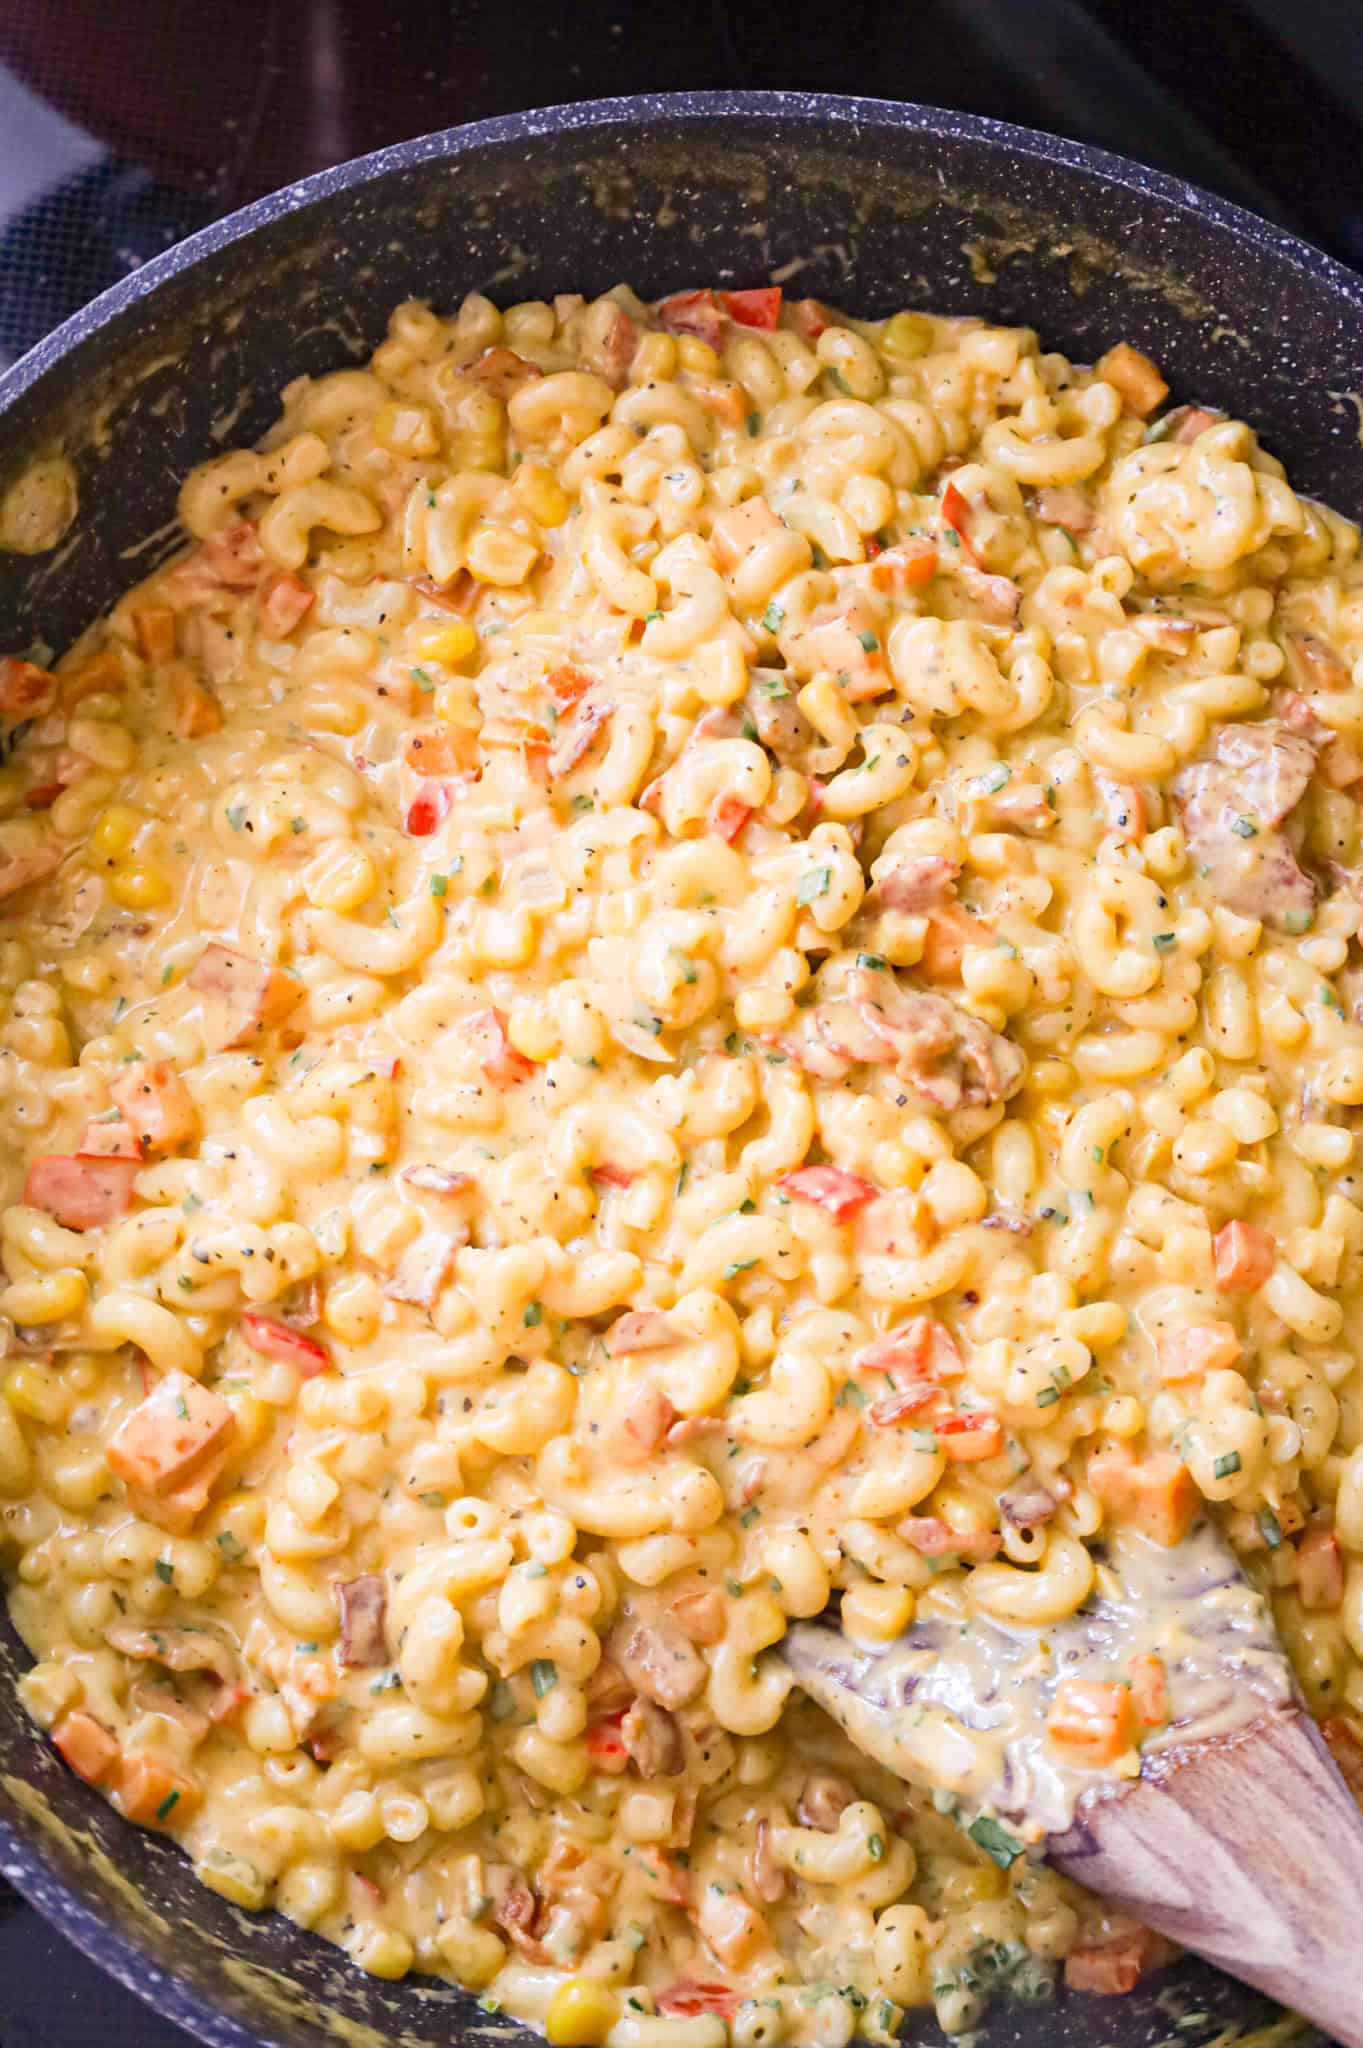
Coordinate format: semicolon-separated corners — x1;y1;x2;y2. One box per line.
1;0;1362;2038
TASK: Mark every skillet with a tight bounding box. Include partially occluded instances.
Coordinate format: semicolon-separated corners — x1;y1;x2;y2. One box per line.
0;89;1358;2048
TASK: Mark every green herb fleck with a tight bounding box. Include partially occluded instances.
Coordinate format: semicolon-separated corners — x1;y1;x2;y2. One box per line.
967;1815;1025;1868
155;1789;181;1821
1257;1508;1283;1550
722;1258;757;1280
1230;815;1258;839
797;867;832;906
523;1301;543;1328
154;1559;175;1586
856;952;887;972
762;602;785;634
530;1658;558;1698
1153;931;1178;953
1213;1450;1242;1480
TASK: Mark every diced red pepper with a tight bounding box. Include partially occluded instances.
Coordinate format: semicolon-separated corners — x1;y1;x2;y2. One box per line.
656;1983;740;2019
940;480;981;563
1297;1523;1346;1611
720;288;782;330
777;1165;879;1220
404;783;451;836
937;1411;1003;1461
467;1007;534;1086
585;1712;630;1774
590;1163;635;1190
857;1316;963;1380
868;1384;941;1426
240;1310;331;1377
709;795;753;843
23;782;64;810
899;1516;1001;1560
259;570;315;638
656;289;723;349
545;662;596;709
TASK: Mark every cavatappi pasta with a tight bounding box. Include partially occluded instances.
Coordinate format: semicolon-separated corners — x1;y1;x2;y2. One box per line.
2;281;1363;2041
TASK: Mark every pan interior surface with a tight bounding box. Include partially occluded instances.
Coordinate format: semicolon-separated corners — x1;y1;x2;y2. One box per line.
0;92;1352;2048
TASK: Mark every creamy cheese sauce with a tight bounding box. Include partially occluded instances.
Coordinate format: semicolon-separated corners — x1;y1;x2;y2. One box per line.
0;286;1361;2044
786;1520;1295;1839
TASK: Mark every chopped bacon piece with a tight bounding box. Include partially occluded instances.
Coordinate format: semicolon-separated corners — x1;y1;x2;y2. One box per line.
413;570;477;615
1097;343;1169;419
1321;1715;1363;1803
668;1585;726;1645
465;1007;533;1085
545;662;596;710
1297;1523;1346;1611
188;944;303;1045
778;1165;878;1220
259;570;314;638
467;346;542;397
1048;1679;1136;1766
1168;405;1222;444
711;495;782;573
919;905;982;983
1157;1320;1240;1382
899;1517;1002;1561
1284;630;1350;695
1033;486;1093;534
52;1710;120;1786
402;727;479;780
1128;1653;1169;1728
937;1411;1003;1461
622;1695;683;1777
404;783;451;836
109;1061;197;1156
610;1615;707;1711
584;303;638;387
721;288;782;330
709;794;753;842
619;1384;678;1461
868;548;935;607
1064;1927;1170;1995
1094;773;1145;842
0;656;57;716
657;1983;740;2020
240;1310;331;1377
585;1711;631;1773
107;1372;235;1497
751;1815;786;1902
874;854;960;912
868;1383;941;1426
952;562;1021;624
1001;1481;1063;1528
25;1154;138;1231
1174;720;1317;930
337;1575;388;1666
690;377;746;426
796;1773;856;1829
387;1225;464;1310
656;289;723;349
401;1165;472;1197
550;699;612;778
1214;1219;1274;1293
608;1310;680;1353
198;521;265;591
803;598;889;700
590;1163;635;1190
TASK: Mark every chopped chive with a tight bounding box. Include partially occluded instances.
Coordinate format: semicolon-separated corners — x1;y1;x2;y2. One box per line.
1153;931;1177;953
1230;815;1258;839
1258;1507;1283;1550
722;1258;757;1280
155;1789;181;1821
430;873;448;896
967;1815;1025;1868
856;952;887;971
857;629;879;653
523;1301;543;1328
1035;1386;1061;1408
797;867;832;906
530;1658;558;1698
762;602;785;633
1213;1450;1242;1480
745;412;761;437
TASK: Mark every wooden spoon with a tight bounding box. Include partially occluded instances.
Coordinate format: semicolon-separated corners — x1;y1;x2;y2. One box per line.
781;1520;1363;2045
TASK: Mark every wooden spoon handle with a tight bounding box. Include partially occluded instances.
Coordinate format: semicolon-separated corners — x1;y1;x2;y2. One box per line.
1051;1705;1363;2047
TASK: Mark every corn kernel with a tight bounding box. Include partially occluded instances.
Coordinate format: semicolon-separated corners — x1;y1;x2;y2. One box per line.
108;863;171;910
434;680;480;729
373;399;439;459
197;1852;270;1911
942;1862;1007;1906
678;336;720;375
507;1005;560;1062
4;1362;70;1426
633;331;677;382
413;622;477;667
545;1979;619;2048
881;311;934;362
0;1269;88;1326
435;1919;505;1989
222;1390;273;1456
466;523;538;587
304;847;379;915
91;804;142;861
512;462;571;528
840;1581;916;1641
352;1927;414;1980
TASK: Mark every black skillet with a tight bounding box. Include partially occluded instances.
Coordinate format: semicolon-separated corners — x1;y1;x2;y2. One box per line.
0;90;1357;2048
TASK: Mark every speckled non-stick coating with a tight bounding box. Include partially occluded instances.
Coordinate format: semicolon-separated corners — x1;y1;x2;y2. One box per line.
0;91;1351;2048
